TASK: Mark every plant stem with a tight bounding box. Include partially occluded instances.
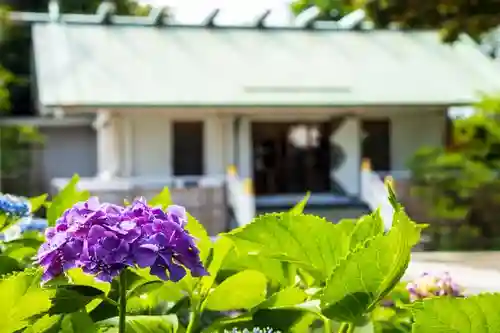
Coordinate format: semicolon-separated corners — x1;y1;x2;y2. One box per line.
338;322;355;333
323;318;332;333
118;271;127;333
185;311;199;333
101;295;119;307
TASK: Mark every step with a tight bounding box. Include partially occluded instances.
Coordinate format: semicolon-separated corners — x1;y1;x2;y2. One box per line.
256;204;370;223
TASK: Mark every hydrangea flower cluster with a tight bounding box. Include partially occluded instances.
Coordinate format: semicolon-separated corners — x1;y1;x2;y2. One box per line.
406;272;463;301
36;197;208;283
0;194;30;217
225;328;280;333
0;217;48;242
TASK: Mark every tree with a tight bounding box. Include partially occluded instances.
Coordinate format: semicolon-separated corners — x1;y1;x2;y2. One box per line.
0;1;148;195
292;0;500;42
407;95;500;249
0;0;148;116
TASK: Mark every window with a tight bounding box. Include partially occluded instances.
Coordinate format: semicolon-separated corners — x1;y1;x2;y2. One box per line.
172;121;204;176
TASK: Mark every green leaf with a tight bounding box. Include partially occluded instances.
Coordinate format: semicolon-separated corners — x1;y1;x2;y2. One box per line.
66;268;111;312
385;177;402;212
0;215;22;233
227;213;353;281
412;293;500;333
252;300;326;332
320;210;421;322
0;269;54;333
30;193;48;214
186;213;212;264
289;192;310;215
256;287;308;310
203;270;267;311
97;315;179;333
129;267;186;301
199;236;233;296
46;174;90;227
49;285;105;315
349;212;384;250
149;187;173;207
126;284;185;314
3;236;44;263
60;311;97;333
25;314;62;333
125;268;185;314
221;250;288;286
0;254;21;275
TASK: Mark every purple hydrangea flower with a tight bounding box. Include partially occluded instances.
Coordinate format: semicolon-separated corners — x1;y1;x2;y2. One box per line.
126;198;208;281
36;196;208;283
406;272;463;301
37;231;83;282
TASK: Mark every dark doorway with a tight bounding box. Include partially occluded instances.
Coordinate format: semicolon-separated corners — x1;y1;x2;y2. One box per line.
173;121;204;176
252;122;332;195
361;119;391;172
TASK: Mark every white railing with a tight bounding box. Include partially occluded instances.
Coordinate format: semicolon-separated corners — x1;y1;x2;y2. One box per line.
360;159;394;231
225;166;256;227
51;175;227;192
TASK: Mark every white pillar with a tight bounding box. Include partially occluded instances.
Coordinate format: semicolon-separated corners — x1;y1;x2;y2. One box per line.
204;116;224;176
330;116;361;196
123;115;133;177
237;117;252;178
93;110;120;179
221;116;235;169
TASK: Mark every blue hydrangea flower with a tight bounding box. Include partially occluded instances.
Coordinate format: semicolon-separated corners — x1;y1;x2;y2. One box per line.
0;217;48;242
36;196;208;283
0;194;30;217
19;217;48;233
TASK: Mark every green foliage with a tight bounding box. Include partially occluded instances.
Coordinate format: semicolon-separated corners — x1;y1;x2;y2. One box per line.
320;211;420;322
371;283;413;332
49;285;105;315
97;315;179;333
0;63;13;111
412;293;500;332
227;213;353;281
291;0;500;42
203;270;268;311
0;269;53;333
0;184;499;333
407;96;500;249
0;125;45;196
45;174;90;226
289;192;310;215
30;193;48;214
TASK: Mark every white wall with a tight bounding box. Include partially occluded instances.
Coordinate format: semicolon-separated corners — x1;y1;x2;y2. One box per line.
41;126;97;190
390;111;445;171
124;113;233;178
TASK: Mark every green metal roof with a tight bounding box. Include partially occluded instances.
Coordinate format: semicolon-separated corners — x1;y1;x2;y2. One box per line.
32;24;500;108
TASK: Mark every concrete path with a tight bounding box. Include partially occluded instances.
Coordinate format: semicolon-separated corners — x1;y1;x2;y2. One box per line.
405;252;500;294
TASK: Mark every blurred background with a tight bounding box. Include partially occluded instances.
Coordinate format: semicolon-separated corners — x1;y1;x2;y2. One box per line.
2;0;500;255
